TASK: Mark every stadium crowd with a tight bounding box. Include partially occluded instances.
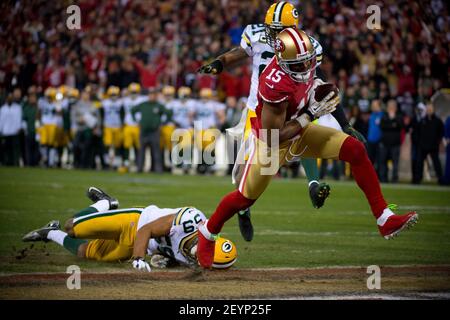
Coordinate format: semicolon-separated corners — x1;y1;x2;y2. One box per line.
0;0;449;184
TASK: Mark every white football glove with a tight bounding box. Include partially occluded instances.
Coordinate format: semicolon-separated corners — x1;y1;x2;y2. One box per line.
308;91;340;119
308;79;340;118
132;257;151;272
150;254;170;269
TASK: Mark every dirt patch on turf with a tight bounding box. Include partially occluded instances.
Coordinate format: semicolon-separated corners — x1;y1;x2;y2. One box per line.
1;265;449;299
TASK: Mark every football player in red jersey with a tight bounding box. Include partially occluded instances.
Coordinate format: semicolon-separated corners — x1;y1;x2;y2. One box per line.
196;28;419;269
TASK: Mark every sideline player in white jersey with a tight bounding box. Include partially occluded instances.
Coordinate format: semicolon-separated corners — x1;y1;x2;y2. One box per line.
121;83;148;171
38;87;61;167
169;87;196;171
198;1;367;242
101;86;124;168
22;186;237;271
159;86;178;170
191;88;226;174
172;86;196;130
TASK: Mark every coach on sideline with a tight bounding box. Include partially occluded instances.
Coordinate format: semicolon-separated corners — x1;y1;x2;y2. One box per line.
132;88;172;173
0;93;23;166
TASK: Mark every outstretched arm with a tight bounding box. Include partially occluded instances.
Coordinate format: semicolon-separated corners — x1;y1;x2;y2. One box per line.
132;215;174;259
198;47;248;74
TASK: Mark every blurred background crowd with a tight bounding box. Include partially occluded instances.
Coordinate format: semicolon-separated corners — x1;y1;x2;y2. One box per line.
0;0;449;184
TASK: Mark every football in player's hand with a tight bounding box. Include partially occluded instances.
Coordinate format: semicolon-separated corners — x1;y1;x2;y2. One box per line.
314;82;339;102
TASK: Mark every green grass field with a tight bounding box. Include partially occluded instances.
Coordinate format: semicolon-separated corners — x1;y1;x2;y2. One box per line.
1;167;450;275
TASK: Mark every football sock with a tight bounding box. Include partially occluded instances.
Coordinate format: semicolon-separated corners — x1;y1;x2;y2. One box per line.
123;148;129;162
47;230;87;255
339;136;387;218
47;230;67;246
208;190;255;234
48;148;57;167
73;206;98;218
238;208;249;216
301;158;320;183
90;199;110;212
63;236;88;255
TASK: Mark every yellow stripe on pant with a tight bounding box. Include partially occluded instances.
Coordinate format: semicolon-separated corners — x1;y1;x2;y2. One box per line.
73;208;142;262
244;109;257;140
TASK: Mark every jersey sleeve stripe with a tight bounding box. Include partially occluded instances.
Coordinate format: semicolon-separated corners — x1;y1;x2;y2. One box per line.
242;33;251;46
179;232;197;256
174;207;190;225
258;90;289;104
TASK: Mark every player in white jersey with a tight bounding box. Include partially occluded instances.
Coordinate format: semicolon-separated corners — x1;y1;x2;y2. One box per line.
102;86;124;168
159;86;178;170
168;87;196;172
172;87;196;129
38;87;61;167
22;186;237;271
120;83;148;171
192;88;226;174
198;1;367;242
53;85;75;168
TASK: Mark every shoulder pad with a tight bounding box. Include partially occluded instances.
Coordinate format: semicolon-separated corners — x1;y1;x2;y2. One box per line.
242;24;266;46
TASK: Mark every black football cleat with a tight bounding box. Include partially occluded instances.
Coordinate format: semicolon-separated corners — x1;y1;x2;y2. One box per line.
238;208;254;242
22;220;60;242
86;186;119;209
309;182;330;209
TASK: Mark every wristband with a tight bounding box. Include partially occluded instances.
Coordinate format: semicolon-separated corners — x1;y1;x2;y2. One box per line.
295;113;311;128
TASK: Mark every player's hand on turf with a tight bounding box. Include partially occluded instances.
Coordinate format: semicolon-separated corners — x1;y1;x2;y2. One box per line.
343;125;368;150
150;254;170;269
308;91;340;119
132;257;151;272
197;59;223;74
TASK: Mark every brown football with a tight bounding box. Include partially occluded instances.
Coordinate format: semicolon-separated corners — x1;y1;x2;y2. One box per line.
314;82;339;101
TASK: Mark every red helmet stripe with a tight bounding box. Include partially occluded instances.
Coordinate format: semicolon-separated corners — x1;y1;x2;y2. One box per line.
285;28;301;55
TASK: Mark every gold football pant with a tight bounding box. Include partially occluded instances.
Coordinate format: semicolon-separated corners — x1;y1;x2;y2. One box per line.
103;127;123;149
72;207;143;262
160;124;176;150
39;124;58;147
123;125;140;149
195;129;218;151
238;124;349;200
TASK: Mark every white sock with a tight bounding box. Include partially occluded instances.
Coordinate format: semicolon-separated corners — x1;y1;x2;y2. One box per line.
199;220;218;241
90;199;110;212
47;230;67;246
377;208;394;226
308;180;319;187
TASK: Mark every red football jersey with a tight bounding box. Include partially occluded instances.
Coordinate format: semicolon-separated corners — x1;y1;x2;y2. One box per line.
251;57;314;137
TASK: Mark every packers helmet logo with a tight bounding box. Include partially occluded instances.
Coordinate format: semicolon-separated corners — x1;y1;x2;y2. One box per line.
212;237;237;269
221;240;233;253
275;38;285;52
292;8;299;19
